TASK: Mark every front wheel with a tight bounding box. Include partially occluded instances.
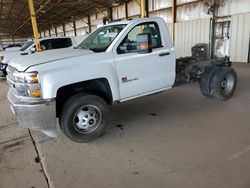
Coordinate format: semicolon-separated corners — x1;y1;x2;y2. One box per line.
60;94;109;143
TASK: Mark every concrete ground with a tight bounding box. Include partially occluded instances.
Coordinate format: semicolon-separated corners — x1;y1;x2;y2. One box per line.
0;63;250;188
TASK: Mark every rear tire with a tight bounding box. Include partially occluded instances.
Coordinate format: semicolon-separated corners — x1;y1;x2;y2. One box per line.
199;67;218;98
210;67;237;100
60;94;109;143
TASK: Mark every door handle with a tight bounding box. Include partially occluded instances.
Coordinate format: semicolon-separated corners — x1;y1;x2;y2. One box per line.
159;52;170;57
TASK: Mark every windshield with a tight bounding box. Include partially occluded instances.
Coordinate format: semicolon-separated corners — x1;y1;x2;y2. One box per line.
77;24;127;52
20;41;34;51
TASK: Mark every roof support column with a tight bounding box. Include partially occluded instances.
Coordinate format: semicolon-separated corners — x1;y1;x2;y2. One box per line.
145;0;149;17
140;0;145;18
140;0;149;18
107;7;113;21
87;15;91;33
55;26;58;36
172;0;176;43
62;23;66;36
124;1;128;19
12;36;15;44
28;0;41;52
73;20;77;36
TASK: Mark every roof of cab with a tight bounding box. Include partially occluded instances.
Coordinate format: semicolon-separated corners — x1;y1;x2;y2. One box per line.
106;17;163;26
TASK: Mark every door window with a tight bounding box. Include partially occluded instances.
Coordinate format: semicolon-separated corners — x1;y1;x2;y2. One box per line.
117;22;162;54
39;39;52;50
51;38;72;49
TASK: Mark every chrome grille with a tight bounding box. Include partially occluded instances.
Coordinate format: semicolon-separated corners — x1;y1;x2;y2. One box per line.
6;65;16;84
7;66;21;97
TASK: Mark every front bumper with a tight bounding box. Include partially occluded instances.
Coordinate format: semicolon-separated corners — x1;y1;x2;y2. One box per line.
7;88;57;137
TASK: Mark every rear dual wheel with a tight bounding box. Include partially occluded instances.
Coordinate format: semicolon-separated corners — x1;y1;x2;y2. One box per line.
199;67;237;100
210;67;237;100
199;67;218;98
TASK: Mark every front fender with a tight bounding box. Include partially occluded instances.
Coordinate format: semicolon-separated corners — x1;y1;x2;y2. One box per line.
40;63;120;101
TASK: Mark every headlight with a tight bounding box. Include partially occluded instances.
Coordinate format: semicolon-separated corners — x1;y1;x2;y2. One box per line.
13;71;39;84
12;71;42;98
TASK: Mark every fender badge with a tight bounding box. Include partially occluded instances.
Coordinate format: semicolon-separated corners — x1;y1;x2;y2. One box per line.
122;77;138;83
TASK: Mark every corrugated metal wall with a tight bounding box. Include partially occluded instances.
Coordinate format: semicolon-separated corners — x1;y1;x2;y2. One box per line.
218;0;250;17
175;19;210;57
230;13;250;63
10;0;248;63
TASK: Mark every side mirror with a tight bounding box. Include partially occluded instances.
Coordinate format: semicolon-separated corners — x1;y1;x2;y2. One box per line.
136;33;152;54
119;46;127;51
30;47;36;53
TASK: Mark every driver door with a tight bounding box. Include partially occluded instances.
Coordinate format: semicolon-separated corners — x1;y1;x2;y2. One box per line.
113;21;174;100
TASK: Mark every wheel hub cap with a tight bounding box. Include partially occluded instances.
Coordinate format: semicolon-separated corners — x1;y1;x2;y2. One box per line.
220;73;234;95
74;105;101;133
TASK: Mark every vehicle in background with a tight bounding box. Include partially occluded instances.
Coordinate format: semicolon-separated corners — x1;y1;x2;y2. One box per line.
4;44;22;51
0;36;77;77
6;17;237;142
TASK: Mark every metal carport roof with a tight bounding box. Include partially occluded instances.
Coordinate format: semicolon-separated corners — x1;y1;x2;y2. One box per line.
0;0;125;39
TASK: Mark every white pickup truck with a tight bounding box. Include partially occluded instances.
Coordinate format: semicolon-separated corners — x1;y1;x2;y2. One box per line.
6;17;237;142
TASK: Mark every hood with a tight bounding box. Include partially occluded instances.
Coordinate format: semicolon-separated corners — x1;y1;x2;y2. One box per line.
8;48;94;72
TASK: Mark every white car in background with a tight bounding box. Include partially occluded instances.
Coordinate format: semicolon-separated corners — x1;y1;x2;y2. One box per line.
0;36;77;77
2;44;23;51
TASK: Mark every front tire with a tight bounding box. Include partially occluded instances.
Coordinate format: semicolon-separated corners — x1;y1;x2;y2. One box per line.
60;94;109;143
